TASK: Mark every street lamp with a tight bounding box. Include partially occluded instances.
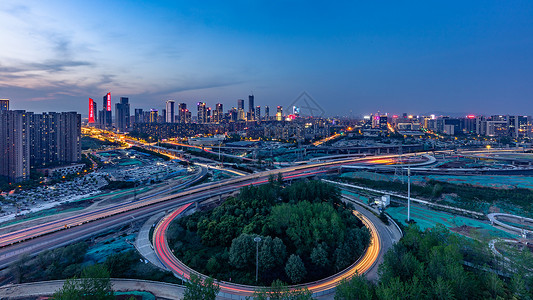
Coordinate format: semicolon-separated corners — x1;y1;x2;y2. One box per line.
254;236;261;282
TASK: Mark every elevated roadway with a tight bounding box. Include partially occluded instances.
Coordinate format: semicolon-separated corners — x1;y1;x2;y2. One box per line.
0;153;419;273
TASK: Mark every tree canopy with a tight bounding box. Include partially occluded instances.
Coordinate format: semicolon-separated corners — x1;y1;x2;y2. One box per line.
168;179;371;285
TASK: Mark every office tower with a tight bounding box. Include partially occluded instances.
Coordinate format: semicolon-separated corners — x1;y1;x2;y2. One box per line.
0;99;9;111
178;103;187;123
229;107;237;122
115;97;130;132
255;106;261;121
213;103;223;123
100;92;112;129
0;110;30;182
276;106;283;121
184;109;192;123
165;100;175;123
248;94;255;120
265;106;269;120
88;98;97;124
134;109;144;123
197;102;207;124
149;109;158;123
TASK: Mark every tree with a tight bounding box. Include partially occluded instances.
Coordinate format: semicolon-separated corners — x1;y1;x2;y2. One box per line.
311;243;329;268
259;236;287;270
53;264;113;300
229;233;255;269
335;275;374;300
285;254;307;284
183;274;220;300
253;280;312;300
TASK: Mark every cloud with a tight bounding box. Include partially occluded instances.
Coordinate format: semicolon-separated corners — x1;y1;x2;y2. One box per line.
28;60;94;72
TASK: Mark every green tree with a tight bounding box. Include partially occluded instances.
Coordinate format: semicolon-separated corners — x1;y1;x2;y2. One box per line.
183;274;220;300
311;243;329;268
229;233;255;269
335;275;374;300
53;278;80;300
285;254;307;284
253;280;312;300
53;264;113;300
259;236;287;270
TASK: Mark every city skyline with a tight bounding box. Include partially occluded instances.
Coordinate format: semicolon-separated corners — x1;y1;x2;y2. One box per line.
1;1;532;116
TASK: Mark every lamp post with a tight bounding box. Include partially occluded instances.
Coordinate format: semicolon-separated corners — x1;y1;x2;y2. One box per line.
407;166;411;222
254;236;261;282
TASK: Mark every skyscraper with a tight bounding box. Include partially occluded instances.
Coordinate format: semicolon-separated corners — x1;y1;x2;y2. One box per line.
134;109;144;123
88;98;97;124
101;92;112;129
149;109;158;123
237;99;245;121
197;102;207;123
0;110;30;182
178;103;187;123
264;106;270;121
57;112;81;163
276;106;283;121
115;97;130;132
0;99;9;111
165;100;175;123
255;106;261;121
248;94;255;120
214;103;223;123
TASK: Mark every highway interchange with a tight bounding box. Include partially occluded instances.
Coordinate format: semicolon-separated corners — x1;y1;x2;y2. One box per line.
0;148;531;298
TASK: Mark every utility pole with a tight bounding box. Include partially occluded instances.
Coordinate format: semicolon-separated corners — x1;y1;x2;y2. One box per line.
254;236;261;282
407;166;411;222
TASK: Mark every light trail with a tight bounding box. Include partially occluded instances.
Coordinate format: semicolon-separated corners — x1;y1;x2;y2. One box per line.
0;152;427;248
153;201;381;296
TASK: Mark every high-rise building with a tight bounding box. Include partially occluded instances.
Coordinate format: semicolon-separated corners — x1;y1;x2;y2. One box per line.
0;99;9;111
57;112;81;163
134;109;144;123
88;98;97;124
214;103;223;123
0;110;30;182
178;103;187;123
149;109;158;123
276;106;283;121
165;100;175;123
229;107;237;122
115;97;130;132
197;102;207;124
29;112;81;167
237;99;245;121
248;94;255;120
184;109;192;123
30;112;58;167
265;106;270;120
100;92;112;129
255;106;261;121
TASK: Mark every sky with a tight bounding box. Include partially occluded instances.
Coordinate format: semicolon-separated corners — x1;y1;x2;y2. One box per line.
0;0;532;117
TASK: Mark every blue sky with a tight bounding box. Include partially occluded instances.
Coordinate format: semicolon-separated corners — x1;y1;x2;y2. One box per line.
0;1;532;117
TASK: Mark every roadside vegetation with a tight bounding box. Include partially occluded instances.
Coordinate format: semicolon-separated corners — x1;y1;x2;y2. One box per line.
81;136;121;151
339;176;533;217
335;225;533;300
9;243;179;285
167;179;371;285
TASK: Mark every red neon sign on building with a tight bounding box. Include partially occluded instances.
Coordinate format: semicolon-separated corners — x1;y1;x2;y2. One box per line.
88;98;95;123
106;93;111;111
